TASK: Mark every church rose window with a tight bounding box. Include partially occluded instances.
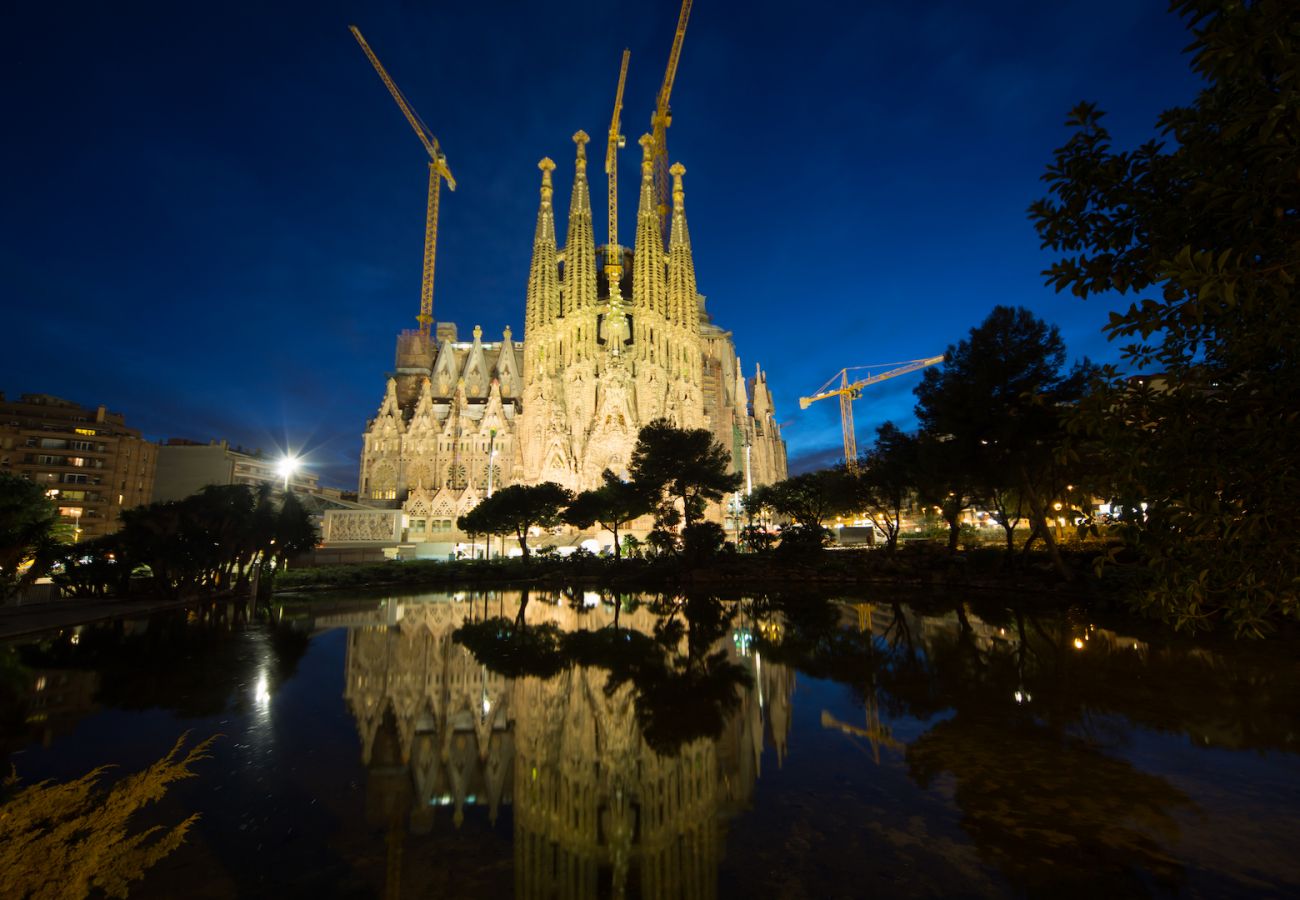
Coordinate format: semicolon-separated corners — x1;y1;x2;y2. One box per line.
475;464;501;490
448;464;467;491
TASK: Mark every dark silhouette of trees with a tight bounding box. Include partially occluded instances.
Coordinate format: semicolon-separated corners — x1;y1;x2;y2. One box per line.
562;471;654;559
852;423;919;553
913;306;1092;578
629;419;742;534
0;474;59;601
57;484;317;598
1029;1;1300;632
456;482;571;559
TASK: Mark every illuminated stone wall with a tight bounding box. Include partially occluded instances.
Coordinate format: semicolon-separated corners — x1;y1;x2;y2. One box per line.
354;135;787;546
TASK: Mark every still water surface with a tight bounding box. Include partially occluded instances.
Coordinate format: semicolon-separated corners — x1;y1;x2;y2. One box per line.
3;590;1299;898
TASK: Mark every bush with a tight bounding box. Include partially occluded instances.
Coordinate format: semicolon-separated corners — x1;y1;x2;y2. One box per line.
683;522;727;565
775;524;830;560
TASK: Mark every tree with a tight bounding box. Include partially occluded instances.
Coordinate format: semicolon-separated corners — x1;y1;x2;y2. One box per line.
102;485;316;598
0;474;59;602
457;482;571;559
628;419;742;532
0;732;215;899
913;306;1092;577
852;423;919;553
912;433;974;554
563;471;654;559
1029;1;1300;633
752;468;852;530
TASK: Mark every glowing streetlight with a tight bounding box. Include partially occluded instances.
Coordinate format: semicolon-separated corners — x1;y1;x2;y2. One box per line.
276;455;299;492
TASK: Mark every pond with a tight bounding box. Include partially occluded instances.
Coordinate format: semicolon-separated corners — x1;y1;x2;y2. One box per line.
2;589;1298;898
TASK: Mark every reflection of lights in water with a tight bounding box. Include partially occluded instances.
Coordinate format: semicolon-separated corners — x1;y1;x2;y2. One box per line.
582;591;601;608
254;671;271;707
1014;690;1032;704
1073;638;1085;650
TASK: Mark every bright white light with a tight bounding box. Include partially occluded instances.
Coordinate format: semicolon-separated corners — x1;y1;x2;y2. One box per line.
277;455;299;488
255;672;271;707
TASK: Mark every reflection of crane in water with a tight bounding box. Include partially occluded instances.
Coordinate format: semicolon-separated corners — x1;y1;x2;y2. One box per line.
821;602;902;764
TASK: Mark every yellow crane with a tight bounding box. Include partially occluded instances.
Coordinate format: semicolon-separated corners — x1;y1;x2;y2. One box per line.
605;49;631;281
349;25;456;339
650;0;693;242
800;356;945;471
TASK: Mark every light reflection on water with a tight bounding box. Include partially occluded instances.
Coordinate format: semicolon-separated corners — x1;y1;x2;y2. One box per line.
1;590;1298;898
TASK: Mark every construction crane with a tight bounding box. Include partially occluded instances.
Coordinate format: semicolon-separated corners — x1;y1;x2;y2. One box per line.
800;356;944;471
650;0;692;243
605;49;631;281
350;25;456;340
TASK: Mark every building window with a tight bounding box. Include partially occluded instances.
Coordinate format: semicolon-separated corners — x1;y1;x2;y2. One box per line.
62;474;89;484
448;464;467;491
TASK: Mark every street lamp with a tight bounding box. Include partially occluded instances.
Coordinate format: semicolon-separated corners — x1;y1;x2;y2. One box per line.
277;455;299;492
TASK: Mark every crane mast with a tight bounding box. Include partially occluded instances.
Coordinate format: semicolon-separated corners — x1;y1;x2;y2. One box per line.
651;0;692;243
800;356;945;472
605;50;631;282
349;25;456;339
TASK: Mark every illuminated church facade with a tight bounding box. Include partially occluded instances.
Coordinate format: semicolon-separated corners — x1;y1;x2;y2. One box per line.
330;132;786;551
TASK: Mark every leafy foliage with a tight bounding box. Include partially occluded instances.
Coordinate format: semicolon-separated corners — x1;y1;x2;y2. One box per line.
562;471;654;559
629;419;742;531
457;482;571;559
59;484;318;598
0;474;62;601
0;732;216;899
913;306;1094;575
745;468;852;529
1030;0;1300;632
852;423;920;553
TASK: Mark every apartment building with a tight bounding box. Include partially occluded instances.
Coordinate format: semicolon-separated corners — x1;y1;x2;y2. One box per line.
0;393;157;541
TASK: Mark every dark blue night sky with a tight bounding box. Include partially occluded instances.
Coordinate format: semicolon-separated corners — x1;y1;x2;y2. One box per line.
2;1;1200;488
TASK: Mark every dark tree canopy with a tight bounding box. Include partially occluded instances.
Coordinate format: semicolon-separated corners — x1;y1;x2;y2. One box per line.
852;423;920;553
629;419;742;530
457;482;571;559
745;468;851;530
562;471;654;559
913;305;1091;574
0;474;59;600
1030;0;1300;633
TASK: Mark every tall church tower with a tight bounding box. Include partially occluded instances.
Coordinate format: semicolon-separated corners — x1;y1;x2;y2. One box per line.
344;122;788;553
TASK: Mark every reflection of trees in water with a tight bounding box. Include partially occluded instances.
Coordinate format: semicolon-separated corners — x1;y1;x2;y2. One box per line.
755;593;1300;895
0;601;307;728
344;590;789;900
454;591;753;756
908;716;1189;894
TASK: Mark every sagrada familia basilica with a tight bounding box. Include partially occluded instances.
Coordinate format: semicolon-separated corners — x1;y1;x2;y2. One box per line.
325;128;786;553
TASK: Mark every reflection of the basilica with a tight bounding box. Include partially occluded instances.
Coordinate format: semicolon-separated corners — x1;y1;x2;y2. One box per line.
341;592;794;899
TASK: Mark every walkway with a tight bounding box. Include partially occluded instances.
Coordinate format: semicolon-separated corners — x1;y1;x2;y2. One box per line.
0;594;218;641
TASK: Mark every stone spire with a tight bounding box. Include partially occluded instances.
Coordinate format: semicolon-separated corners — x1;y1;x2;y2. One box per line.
563;132;597;316
734;357;749;413
667;162;698;332
525;158;559;335
632;134;666;317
